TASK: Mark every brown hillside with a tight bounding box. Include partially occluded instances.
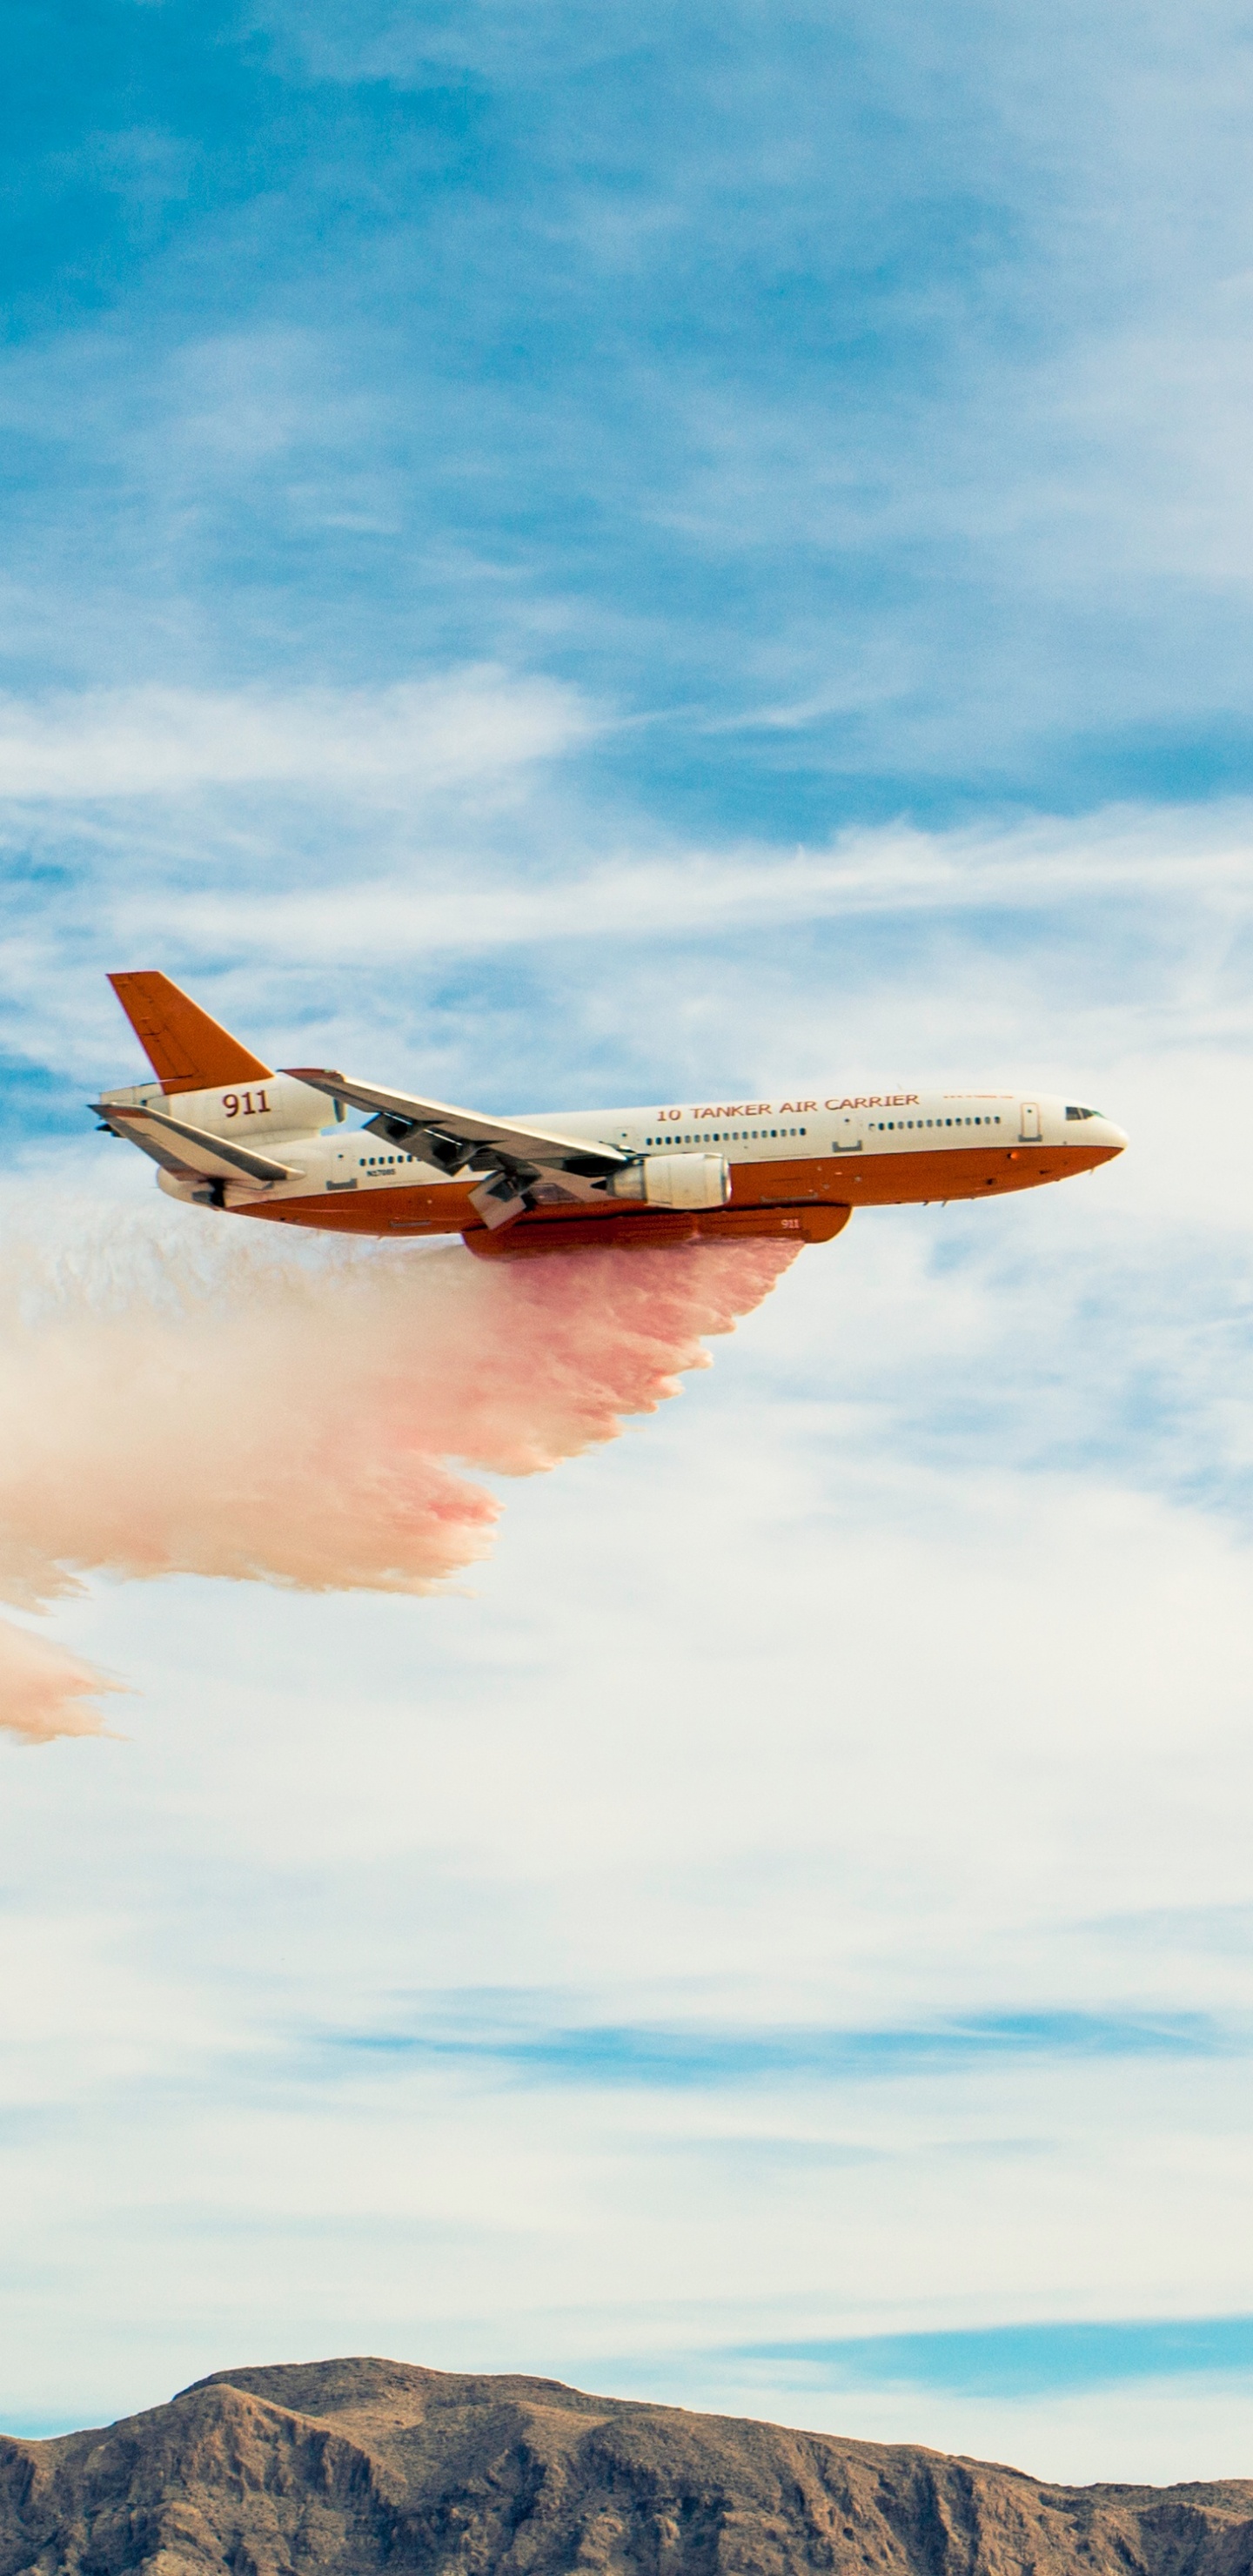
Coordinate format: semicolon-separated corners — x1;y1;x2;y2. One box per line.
2;2355;1250;2574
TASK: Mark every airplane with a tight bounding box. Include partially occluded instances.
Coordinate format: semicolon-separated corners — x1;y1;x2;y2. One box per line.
92;970;1128;1261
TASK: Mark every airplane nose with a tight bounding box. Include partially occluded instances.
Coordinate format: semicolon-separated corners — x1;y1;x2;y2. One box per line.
1094;1118;1128;1155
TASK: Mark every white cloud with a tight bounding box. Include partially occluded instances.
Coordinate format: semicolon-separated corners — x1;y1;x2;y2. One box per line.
3;1386;1253;2475
4;729;1253;1110
156;796;1253;961
0;667;596;803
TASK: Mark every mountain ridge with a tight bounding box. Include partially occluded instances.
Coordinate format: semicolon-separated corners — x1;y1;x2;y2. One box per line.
2;2354;1250;2573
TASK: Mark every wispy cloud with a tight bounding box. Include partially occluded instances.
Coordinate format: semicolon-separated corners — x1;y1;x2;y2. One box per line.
3;766;1252;1107
150;799;1253;962
0;669;595;802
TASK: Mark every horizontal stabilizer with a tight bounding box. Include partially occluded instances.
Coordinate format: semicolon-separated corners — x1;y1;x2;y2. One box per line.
94;1102;298;1186
109;971;273;1095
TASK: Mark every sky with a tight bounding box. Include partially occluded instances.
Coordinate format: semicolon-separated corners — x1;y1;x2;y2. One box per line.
3;0;1253;2492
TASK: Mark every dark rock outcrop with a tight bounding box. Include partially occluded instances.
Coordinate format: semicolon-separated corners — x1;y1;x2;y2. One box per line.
1;2354;1250;2574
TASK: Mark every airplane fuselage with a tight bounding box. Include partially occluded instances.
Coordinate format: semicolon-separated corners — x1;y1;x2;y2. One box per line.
98;1067;1127;1259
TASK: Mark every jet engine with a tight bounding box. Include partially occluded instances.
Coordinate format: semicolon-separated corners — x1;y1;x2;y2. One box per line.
606;1152;731;1211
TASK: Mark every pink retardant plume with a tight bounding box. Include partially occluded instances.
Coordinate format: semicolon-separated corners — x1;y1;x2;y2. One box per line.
0;1227;797;1742
0;1615;123;1745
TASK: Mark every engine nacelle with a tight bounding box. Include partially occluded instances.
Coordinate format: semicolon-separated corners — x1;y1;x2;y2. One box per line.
607;1152;731;1211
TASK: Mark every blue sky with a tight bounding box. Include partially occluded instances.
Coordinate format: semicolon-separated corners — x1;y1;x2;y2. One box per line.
11;0;1253;822
3;0;1253;2488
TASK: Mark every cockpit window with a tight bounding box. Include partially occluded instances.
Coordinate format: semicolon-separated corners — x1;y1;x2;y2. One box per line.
1065;1104;1101;1120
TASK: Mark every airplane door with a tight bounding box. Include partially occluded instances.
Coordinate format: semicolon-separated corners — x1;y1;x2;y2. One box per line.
1019;1100;1041;1141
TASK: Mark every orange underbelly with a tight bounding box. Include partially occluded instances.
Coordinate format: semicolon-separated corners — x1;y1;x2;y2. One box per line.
726;1144;1103;1208
243;1179;475;1236
241;1143;1115;1243
461;1204;854;1259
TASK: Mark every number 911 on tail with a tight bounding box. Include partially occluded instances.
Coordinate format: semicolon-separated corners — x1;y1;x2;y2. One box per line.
92;973;1127;1263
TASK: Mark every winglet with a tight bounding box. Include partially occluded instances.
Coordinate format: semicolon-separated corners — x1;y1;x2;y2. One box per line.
107;972;273;1095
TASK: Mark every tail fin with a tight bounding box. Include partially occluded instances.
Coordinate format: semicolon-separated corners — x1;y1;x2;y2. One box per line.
107;971;273;1095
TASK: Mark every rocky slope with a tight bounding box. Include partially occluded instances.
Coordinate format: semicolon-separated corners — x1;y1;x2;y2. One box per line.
2;2355;1252;2574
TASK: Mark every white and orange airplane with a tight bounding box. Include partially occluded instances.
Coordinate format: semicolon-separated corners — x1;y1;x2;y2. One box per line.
94;971;1127;1260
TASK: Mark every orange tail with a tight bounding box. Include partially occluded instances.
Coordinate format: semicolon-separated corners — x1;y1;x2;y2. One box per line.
108;972;273;1096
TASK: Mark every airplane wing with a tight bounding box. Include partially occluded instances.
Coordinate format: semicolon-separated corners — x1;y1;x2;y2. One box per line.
285;1069;629;1171
284;1067;631;1230
93;1102;300;1187
285;1068;632;1228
